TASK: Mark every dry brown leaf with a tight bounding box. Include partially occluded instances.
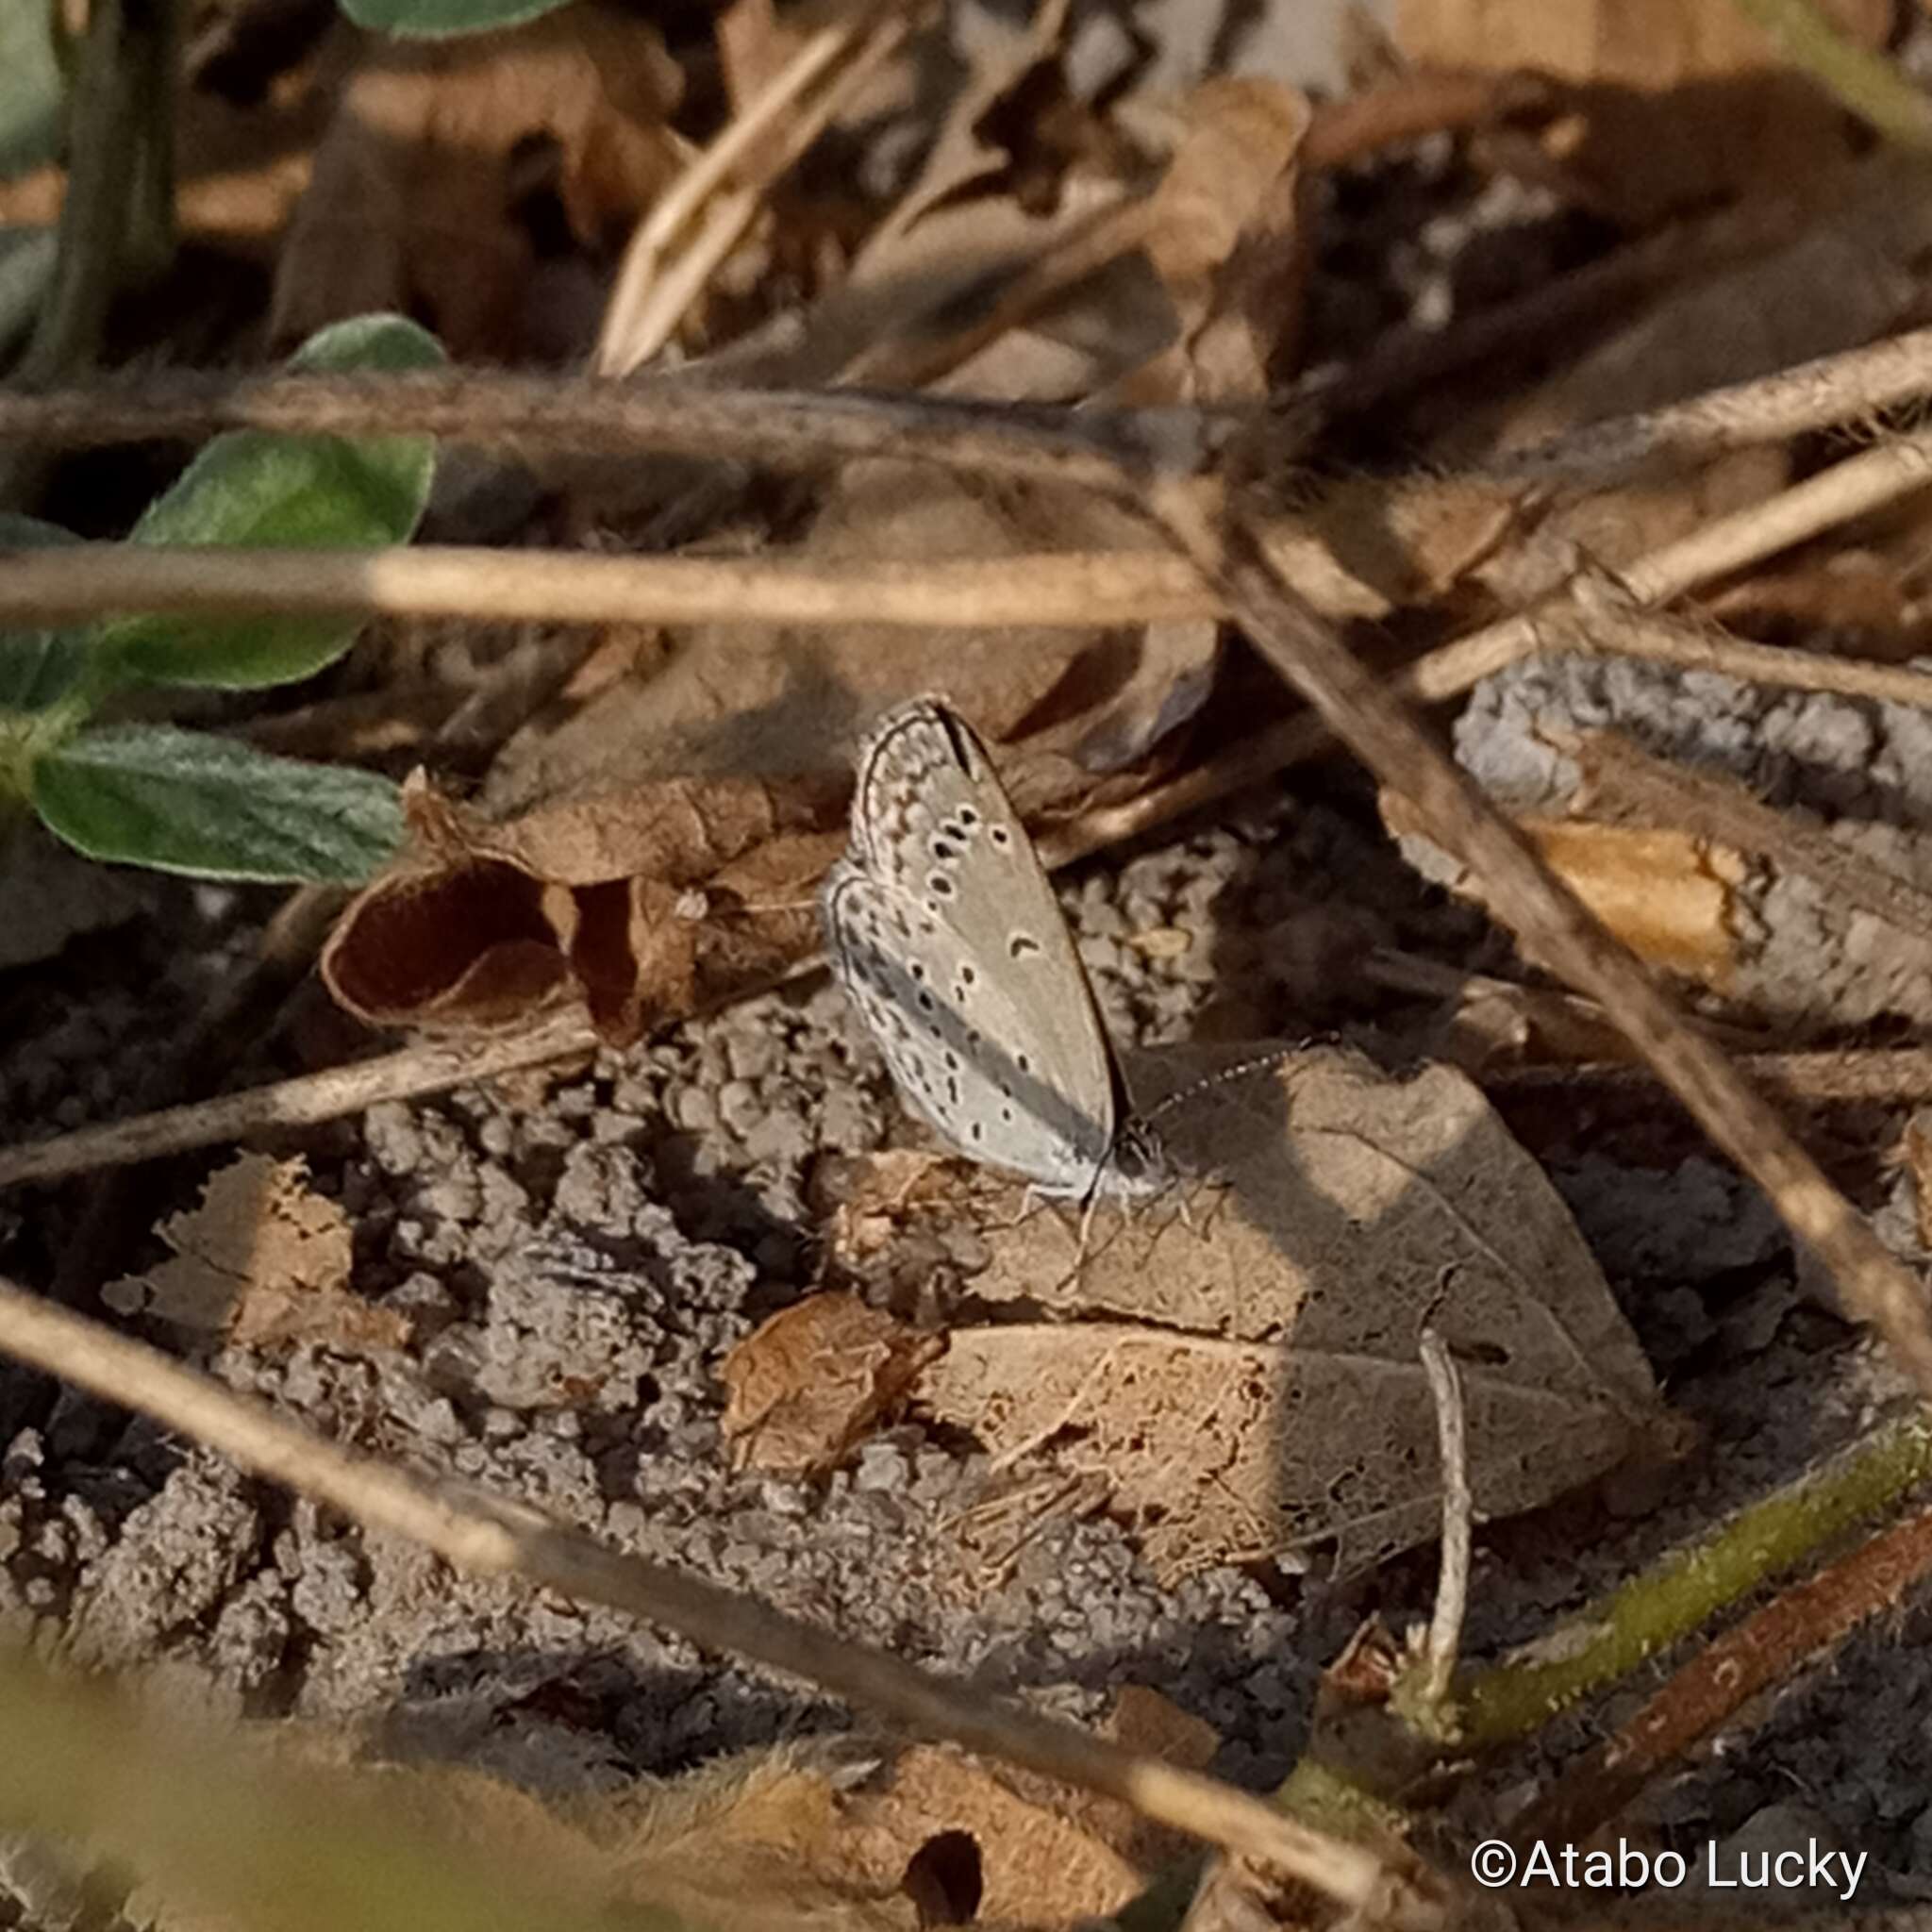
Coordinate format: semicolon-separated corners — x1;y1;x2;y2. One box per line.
1395;0;1887;224
322;769;842;1043
720;1292;942;1475
271;1;686;357
1382;790;1747;988
103;1154;407;1353
484;467;1218;814
1111;76;1313;407
902;1046;1667;1581
1903;1110;1932;1253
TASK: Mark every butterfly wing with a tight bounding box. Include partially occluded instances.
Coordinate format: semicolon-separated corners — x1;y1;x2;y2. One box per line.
824;700;1121;1195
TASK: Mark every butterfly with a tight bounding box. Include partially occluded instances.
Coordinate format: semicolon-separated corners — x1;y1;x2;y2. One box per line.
822;698;1165;1203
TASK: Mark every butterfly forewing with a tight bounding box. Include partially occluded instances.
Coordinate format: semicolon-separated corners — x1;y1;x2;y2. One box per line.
825;701;1121;1195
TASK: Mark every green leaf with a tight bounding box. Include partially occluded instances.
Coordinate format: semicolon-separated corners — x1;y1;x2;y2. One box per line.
31;724;405;882
101;313;446;691
336;0;573;38
0;513;92;712
0;0;67;179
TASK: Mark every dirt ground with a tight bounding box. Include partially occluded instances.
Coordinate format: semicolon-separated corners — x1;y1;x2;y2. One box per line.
4;755;1925;1923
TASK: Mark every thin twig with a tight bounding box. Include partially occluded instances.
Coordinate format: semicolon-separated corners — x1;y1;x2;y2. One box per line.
1285;193;1809;447
1491;1045;1932;1105
1483;319;1932;490
1142;475;1932;1396
0;1011;599;1190
0;0;160;508
0;369;1215;495
1418;1328;1471;1718
0;1274;1443;1931
1301;69;1557;169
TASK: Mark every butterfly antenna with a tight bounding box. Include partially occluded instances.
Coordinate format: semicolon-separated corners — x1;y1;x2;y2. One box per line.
1141;1045;1299;1124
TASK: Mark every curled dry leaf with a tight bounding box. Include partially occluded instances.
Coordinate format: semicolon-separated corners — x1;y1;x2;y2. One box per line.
104;1154;407;1354
271;1;687;357
891;1046;1668;1581
322;769;843;1044
1381;788;1746;991
720;1291;942;1476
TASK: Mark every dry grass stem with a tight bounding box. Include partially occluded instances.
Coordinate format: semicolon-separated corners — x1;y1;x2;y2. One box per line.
0;1274;1444;1930
16;419;1932;1192
1143;476;1932;1397
1487;322;1932;488
599;1;920;374
1531;601;1932;710
1419;1328;1472;1716
598;8;869;375
0;541;1223;628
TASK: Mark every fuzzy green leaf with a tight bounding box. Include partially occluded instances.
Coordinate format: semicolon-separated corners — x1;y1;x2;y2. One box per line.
101;314;445;691
32;725;405;882
336;0;573;38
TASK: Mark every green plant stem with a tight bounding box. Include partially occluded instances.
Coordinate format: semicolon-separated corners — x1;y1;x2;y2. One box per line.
1458;1407;1932;1746
0;1648;704;1932
2;0;175;506
1729;0;1932;150
124;0;178;284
